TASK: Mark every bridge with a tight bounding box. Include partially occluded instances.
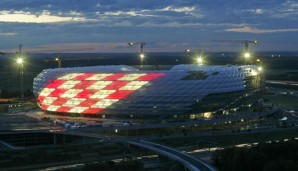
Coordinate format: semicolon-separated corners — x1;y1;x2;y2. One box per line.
120;139;217;171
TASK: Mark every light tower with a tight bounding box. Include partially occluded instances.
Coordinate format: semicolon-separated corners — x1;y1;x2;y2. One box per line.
17;44;24;99
128;42;146;68
240;40;258;61
55;57;61;68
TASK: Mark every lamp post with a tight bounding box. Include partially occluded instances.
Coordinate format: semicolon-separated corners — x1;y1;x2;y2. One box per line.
17;58;24;99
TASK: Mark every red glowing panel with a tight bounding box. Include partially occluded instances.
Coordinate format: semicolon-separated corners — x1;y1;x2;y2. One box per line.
107;90;134;99
45;80;66;88
41;104;49;110
102;73;126;81
56;106;73;113
104;81;129;90
51;98;69;106
137;73;166;81
81;108;104;114
73;73;95;80
74;90;94;98
48;89;68;97
79;99;99;107
73;80;96;89
38;72;165;114
37;96;46;104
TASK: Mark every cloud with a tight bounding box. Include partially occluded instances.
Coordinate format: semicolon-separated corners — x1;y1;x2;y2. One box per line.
271;1;298;18
255;9;263;14
0;0;297;51
226;26;298;33
98;5;201;19
0;32;17;36
139;21;203;27
103;10;155;17
160;6;195;13
22;42;130;53
0;10;89;23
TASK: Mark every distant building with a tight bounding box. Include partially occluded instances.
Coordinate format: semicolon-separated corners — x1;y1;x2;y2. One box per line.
33;65;263;119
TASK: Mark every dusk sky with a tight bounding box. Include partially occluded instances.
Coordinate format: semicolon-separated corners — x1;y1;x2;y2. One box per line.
0;0;297;53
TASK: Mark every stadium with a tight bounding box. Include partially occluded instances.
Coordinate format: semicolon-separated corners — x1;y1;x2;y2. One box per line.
33;64;263;119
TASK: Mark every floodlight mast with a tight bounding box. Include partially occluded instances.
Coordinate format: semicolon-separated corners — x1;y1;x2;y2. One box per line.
212;39;258;63
128;42;146;54
240;40;258;52
212;40;258;52
128;42;146;68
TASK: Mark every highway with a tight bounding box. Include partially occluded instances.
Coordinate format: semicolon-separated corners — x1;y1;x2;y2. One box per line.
123;139;217;171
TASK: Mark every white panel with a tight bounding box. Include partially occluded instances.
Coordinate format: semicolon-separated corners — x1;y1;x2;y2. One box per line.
90;90;116;99
118;74;145;80
86;74;112;80
58;80;81;89
60;89;83;98
91;99;119;108
87;81;112;90
42;97;58;105
39;88;55;96
58;73;82;80
68;107;89;113
47;105;60;112
63;98;86;107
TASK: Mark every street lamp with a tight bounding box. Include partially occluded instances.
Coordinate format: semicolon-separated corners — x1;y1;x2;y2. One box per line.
17;57;24;99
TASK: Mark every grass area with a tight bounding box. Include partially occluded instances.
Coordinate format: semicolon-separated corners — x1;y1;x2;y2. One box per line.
268;95;298;109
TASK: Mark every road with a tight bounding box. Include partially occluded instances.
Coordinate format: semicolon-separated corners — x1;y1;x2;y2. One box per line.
123;139;217;171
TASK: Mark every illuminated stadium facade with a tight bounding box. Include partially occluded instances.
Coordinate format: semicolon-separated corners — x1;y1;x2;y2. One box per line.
33;65;263;118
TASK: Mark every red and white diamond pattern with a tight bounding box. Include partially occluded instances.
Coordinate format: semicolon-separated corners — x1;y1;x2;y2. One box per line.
37;73;165;114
